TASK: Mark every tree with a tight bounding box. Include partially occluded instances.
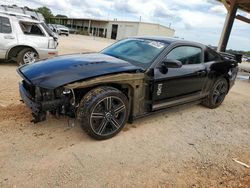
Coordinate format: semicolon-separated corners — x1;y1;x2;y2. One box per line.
36;7;54;22
226;49;250;57
55;14;68;18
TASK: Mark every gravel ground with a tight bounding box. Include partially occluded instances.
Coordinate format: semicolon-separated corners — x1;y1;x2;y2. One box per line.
0;35;249;188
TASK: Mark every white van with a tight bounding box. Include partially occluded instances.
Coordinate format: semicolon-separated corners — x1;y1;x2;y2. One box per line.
0;12;58;65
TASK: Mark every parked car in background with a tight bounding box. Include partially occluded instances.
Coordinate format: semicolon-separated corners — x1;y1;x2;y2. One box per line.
54;24;69;36
18;37;239;140
242;56;249;62
48;23;57;32
0;12;58;65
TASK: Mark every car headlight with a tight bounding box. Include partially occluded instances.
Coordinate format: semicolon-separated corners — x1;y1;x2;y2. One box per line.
63;89;71;95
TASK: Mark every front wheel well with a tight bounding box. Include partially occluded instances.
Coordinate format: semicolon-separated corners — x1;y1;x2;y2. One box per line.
74;84;132;102
73;83;134;116
7;46;38;60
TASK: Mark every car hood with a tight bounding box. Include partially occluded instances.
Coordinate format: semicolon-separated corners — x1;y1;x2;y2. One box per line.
18;53;143;89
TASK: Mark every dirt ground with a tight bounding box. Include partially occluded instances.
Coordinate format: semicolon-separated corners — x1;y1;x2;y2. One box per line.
0;35;249;188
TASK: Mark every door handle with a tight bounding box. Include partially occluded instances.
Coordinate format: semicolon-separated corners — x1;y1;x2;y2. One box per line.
197;70;206;76
4;35;15;39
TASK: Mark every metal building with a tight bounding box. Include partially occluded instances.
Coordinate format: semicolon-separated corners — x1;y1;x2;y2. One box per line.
49;17;175;40
107;21;175;40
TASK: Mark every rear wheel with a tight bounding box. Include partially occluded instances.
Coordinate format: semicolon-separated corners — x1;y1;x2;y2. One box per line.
202;78;228;109
17;48;38;66
77;87;129;140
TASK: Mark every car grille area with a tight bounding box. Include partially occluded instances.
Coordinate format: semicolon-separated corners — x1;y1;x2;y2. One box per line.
60;29;68;33
22;80;36;98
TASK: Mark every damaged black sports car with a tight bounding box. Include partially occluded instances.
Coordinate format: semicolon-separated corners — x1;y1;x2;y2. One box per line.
17;37;239;140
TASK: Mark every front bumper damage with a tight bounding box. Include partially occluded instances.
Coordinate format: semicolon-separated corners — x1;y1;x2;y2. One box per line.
19;82;64;123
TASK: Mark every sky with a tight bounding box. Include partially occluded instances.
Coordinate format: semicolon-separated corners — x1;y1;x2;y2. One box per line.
1;0;250;51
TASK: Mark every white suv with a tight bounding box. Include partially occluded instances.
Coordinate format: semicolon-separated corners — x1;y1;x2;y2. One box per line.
0;12;58;65
54;24;70;36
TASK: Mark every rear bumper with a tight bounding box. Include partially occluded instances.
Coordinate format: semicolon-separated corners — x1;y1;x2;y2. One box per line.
37;48;58;59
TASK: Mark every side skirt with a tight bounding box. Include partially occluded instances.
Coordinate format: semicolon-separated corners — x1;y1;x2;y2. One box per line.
130;99;203;123
152;92;207;111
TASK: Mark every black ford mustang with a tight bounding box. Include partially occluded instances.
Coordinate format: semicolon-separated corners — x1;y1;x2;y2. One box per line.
17;37;239;140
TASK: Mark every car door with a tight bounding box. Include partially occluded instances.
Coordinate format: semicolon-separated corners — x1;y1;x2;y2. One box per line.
152;45;207;110
0;16;17;59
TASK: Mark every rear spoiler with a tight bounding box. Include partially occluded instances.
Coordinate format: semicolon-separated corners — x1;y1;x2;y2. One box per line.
218;52;242;63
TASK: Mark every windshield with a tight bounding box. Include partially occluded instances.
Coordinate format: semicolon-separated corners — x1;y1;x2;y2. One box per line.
41;22;57;38
101;38;168;68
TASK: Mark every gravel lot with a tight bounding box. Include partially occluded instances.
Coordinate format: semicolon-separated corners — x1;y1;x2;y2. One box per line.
0;35;249;187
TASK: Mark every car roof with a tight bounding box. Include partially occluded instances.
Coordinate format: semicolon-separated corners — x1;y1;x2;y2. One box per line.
55;24;67;27
0;12;41;23
131;36;206;48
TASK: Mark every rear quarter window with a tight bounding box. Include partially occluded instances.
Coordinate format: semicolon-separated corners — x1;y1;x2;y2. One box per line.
205;49;222;62
0;16;12;34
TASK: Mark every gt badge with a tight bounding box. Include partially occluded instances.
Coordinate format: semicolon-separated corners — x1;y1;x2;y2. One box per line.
157;83;163;96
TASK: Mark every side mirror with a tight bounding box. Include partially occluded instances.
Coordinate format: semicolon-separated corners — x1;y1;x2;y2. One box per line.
162;59;182;68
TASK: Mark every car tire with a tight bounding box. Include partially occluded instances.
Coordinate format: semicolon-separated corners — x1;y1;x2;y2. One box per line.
202;77;228;109
77;86;129;140
17;48;38;66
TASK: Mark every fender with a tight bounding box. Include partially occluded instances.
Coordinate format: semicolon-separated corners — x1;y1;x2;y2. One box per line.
65;73;147;117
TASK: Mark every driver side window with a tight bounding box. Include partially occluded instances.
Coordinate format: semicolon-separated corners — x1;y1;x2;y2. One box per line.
167;46;202;65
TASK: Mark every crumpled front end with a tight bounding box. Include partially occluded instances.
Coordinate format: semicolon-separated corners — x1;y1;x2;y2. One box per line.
19;80;73;123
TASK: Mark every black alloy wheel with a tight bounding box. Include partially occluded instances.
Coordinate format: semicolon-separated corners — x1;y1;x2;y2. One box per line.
202;77;228;109
90;96;126;136
211;80;228;106
77;87;129;140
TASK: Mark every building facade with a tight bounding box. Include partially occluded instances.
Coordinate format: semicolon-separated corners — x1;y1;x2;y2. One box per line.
49;17;175;40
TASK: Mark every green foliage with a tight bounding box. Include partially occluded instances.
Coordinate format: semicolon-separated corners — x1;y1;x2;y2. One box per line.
246;51;250;56
226;49;250;57
55;14;68;18
36;7;54;22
